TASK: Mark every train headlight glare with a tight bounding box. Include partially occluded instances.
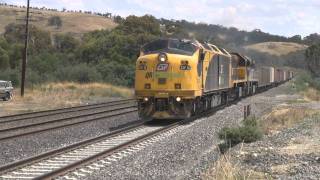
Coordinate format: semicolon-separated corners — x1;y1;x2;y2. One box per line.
158;53;167;62
176;97;181;102
144;97;149;102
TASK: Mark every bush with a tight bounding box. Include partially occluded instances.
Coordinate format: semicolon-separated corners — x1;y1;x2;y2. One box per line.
0;69;20;86
218;117;263;152
55;64;102;83
48;16;62;28
294;72;320;92
0;47;10;69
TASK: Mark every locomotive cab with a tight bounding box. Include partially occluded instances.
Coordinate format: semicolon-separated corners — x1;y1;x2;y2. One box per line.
135;39;202;119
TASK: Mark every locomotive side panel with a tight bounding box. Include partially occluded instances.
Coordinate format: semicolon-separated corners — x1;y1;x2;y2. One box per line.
219;55;231;89
204;54;219;92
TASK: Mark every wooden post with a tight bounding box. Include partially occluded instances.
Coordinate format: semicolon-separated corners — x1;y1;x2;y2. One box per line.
21;0;30;97
244;104;251;119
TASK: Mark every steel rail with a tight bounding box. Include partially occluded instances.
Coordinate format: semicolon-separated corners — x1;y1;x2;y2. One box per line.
36;121;182;180
0;99;135;122
0;108;138;141
0;121;146;174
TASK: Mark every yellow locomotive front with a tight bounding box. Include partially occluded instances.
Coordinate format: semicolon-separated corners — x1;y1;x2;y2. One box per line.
135;39;202;119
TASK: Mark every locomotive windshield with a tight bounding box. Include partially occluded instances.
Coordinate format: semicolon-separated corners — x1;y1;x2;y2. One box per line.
142;39;198;56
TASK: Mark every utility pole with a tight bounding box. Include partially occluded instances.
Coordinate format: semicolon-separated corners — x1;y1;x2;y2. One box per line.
21;0;30;97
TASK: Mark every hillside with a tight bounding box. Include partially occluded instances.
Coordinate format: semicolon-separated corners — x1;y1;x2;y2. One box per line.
244;42;308;56
0;6;117;37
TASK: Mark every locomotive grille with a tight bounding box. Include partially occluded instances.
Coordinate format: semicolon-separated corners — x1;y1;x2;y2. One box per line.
155;98;169;111
158;78;166;84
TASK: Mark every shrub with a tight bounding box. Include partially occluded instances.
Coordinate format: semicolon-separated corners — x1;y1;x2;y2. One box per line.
218;117;263;152
294;72;320;92
0;47;10;70
48;16;62;28
55;64;102;83
0;68;20;86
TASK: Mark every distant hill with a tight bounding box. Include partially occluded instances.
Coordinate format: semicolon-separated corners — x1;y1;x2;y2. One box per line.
0;6;117;38
244;42;308;56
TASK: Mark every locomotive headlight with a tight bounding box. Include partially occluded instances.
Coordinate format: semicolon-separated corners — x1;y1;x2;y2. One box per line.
158;53;167;62
144;97;149;102
176;97;181;102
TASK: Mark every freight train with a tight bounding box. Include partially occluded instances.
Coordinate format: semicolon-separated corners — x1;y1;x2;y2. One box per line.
134;38;293;120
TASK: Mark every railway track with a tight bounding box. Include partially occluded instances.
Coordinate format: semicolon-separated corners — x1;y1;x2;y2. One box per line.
0;99;138;141
0;99;135;123
0;120;183;179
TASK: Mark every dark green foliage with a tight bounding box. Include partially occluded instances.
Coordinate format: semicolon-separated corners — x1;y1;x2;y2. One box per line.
304;33;320;45
283;50;306;69
48;16;62;28
0;37;10;69
55;64;102;83
294;72;320;91
218;117;263;152
4;23;52;55
0;47;10;69
54;34;79;53
0;69;20;86
96;60;135;86
8;43;23;69
305;44;320;77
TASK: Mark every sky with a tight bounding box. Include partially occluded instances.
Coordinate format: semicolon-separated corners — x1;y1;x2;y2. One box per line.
2;0;320;37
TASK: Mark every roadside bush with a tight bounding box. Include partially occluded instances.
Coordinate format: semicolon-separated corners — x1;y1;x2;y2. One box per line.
0;68;20;86
294;72;320;92
218;117;263;152
55;64;102;83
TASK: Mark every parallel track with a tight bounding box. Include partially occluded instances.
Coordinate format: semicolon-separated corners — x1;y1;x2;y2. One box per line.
0;100;138;141
0;120;182;180
0;99;135;123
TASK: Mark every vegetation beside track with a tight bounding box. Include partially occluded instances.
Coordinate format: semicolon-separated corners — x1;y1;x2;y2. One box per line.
0;82;133;116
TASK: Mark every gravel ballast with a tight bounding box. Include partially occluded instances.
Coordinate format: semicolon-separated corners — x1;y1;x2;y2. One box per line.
0;109;140;166
82;83;301;180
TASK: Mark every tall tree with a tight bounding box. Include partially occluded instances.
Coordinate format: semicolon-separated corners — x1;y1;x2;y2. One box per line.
305;44;320;77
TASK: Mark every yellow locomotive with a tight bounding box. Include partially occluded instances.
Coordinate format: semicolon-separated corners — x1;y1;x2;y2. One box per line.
135;38;257;120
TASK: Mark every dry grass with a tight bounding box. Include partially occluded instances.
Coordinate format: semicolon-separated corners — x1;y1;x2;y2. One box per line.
302;88;320;101
0;6;117;38
203;153;244;180
0;82;133;116
244;42;308;56
203;144;270;180
260;107;319;135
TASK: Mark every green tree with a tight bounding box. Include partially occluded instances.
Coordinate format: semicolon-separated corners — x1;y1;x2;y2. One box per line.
0;47;10;70
54;34;79;53
8;44;23;69
4;23;52;54
305;44;320;77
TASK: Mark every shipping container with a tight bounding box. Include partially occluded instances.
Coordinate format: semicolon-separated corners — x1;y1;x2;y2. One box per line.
254;66;274;87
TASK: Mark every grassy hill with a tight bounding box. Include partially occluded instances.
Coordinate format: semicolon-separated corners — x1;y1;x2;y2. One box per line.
0;6;117;38
244;42;308;56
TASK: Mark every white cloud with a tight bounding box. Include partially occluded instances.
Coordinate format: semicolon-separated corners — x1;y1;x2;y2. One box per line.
3;0;320;36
